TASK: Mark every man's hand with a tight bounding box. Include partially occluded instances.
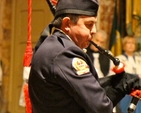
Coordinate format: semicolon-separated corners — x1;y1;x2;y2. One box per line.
115;72;141;94
98;72;141;106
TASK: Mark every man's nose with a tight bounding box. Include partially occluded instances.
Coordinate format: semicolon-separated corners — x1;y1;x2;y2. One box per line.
91;24;96;35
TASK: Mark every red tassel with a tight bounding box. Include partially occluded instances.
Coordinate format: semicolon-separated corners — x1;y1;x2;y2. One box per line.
24;83;32;113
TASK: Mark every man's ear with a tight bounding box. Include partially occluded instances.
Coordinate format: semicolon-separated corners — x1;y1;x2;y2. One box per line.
62;17;70;31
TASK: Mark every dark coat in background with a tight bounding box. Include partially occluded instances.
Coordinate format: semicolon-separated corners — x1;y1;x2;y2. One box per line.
86;46;110;77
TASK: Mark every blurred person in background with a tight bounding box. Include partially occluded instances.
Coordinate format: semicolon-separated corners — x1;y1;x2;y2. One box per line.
116;35;141;113
87;30;115;78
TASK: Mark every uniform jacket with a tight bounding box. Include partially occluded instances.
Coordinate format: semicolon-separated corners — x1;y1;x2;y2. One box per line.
28;30;113;113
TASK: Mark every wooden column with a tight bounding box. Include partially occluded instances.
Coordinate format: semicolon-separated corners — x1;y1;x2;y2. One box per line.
0;0;12;112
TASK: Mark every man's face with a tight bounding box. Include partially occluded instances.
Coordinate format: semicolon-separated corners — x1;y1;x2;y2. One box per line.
67;16;97;49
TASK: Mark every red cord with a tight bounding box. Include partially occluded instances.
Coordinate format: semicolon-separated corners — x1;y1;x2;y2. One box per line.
23;0;33;113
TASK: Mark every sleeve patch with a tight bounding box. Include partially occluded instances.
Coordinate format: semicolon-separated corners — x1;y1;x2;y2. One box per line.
72;57;90;75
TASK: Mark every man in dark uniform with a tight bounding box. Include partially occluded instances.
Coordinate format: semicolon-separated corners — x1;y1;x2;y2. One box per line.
28;0;141;113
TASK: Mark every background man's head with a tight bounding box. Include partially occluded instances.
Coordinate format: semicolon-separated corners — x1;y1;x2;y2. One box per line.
90;30;107;52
